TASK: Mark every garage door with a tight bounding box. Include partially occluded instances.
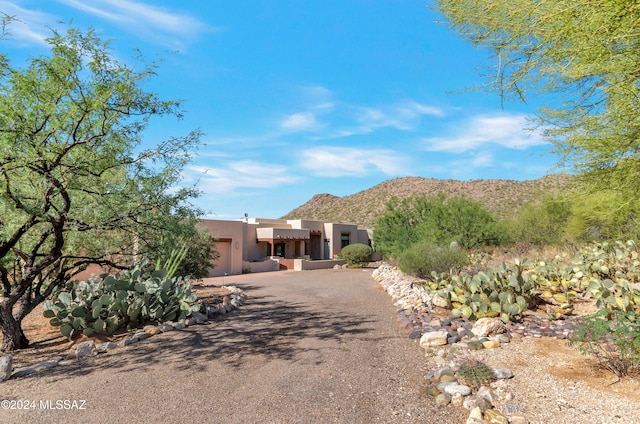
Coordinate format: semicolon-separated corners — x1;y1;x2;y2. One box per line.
210;241;231;277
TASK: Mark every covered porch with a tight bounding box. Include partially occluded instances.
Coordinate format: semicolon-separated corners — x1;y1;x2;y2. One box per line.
255;227;312;259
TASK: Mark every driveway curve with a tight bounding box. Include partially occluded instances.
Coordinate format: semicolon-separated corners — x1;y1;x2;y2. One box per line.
1;268;465;423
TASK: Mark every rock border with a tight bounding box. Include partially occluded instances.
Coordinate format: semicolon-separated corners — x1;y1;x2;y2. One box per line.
0;286;247;382
372;264;531;424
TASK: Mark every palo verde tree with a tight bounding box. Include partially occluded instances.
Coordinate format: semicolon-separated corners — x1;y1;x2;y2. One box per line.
0;23;205;351
434;0;640;234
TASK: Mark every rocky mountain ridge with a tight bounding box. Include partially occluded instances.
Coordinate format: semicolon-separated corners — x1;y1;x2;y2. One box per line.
281;174;575;229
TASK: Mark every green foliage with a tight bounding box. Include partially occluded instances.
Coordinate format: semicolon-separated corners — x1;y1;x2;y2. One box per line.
428;259;533;323
569;309;640;378
149;227;219;280
373;196;424;259
155;244;189;280
423;240;640;322
0;25;203;350
436;0;640;228
579;241;640;312
373;194;507;259
565;191;640;242
398;242;469;279
43;260;200;339
340;243;373;266
507;195;572;246
456;359;496;388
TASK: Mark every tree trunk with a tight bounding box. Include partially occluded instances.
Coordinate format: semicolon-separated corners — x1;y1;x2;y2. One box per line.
0;302;29;352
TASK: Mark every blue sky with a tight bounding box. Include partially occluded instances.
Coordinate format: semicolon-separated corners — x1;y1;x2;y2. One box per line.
0;0;557;221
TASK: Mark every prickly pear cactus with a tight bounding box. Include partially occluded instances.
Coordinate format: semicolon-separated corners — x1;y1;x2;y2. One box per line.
43;260;200;339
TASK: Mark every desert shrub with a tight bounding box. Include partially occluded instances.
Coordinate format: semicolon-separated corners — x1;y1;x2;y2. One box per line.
507;195;571;246
566;190;640;242
569;309;640;378
150;229;219;279
373;194;507;259
341;243;373;266
456;359;496;388
397;242;469;279
43;260;200;339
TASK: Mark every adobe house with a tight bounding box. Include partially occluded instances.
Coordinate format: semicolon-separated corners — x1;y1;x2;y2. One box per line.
198;218;372;277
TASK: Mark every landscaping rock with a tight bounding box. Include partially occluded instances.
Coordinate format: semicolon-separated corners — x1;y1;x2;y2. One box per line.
472;318;508;338
118;337;139;347
134;330;151;340
476;386;498;403
12;359;60;379
493;368;514;380
0;354;12;382
466;340;485;351
431;366;455;381
435;392;452;406
96;342;118;353
471;397;492;414
419;330;449;348
2;285;247;383
468;406;484;421
144;325;161;335
482;340;501;349
191;311;209;324
451;392;465;407
484;408;509;424
69;341;98;360
439;374;457;383
158;323;175;332
421;385;440;396
444;383;472;396
437;381;457;391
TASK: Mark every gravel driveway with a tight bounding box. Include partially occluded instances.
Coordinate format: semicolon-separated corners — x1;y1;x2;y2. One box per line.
1;268;465;423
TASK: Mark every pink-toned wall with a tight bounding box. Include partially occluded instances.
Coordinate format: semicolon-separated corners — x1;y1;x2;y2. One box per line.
198;219;244;276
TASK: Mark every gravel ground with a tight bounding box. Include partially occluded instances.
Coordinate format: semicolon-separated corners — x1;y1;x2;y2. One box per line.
463;334;640;424
0;269;466;424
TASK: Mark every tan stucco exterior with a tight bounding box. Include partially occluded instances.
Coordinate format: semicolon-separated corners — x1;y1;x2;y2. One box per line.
199;217;371;276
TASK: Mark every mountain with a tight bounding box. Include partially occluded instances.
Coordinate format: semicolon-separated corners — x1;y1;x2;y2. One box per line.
281;174;576;229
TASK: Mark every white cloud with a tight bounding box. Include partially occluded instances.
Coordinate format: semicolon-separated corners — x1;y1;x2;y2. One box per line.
0;1;54;45
57;0;212;48
349;100;445;134
301;146;407;177
184;161;297;194
301;84;335;110
280;112;320;132
471;152;494;167
422;113;547;153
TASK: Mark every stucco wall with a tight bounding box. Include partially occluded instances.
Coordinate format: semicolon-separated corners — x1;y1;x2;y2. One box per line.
324;222;360;258
242;259;280;273
293;259;346;271
200;218;371;274
198;219;244;276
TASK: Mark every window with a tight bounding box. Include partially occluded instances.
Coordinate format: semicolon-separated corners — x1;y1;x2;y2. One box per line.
274;243;285;257
341;233;350;249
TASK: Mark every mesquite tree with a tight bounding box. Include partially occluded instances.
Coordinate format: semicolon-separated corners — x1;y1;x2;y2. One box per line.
0;25;204;351
435;0;640;231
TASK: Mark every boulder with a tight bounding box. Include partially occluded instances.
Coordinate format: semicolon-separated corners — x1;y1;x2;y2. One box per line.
471;318;508;338
420;330;449;349
70;341;98;360
0;354;12;382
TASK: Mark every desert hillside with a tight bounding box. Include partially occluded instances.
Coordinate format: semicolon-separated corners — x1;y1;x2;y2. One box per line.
281;174;575;229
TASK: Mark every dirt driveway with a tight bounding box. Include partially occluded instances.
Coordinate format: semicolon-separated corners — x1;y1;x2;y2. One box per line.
1;268;465;423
